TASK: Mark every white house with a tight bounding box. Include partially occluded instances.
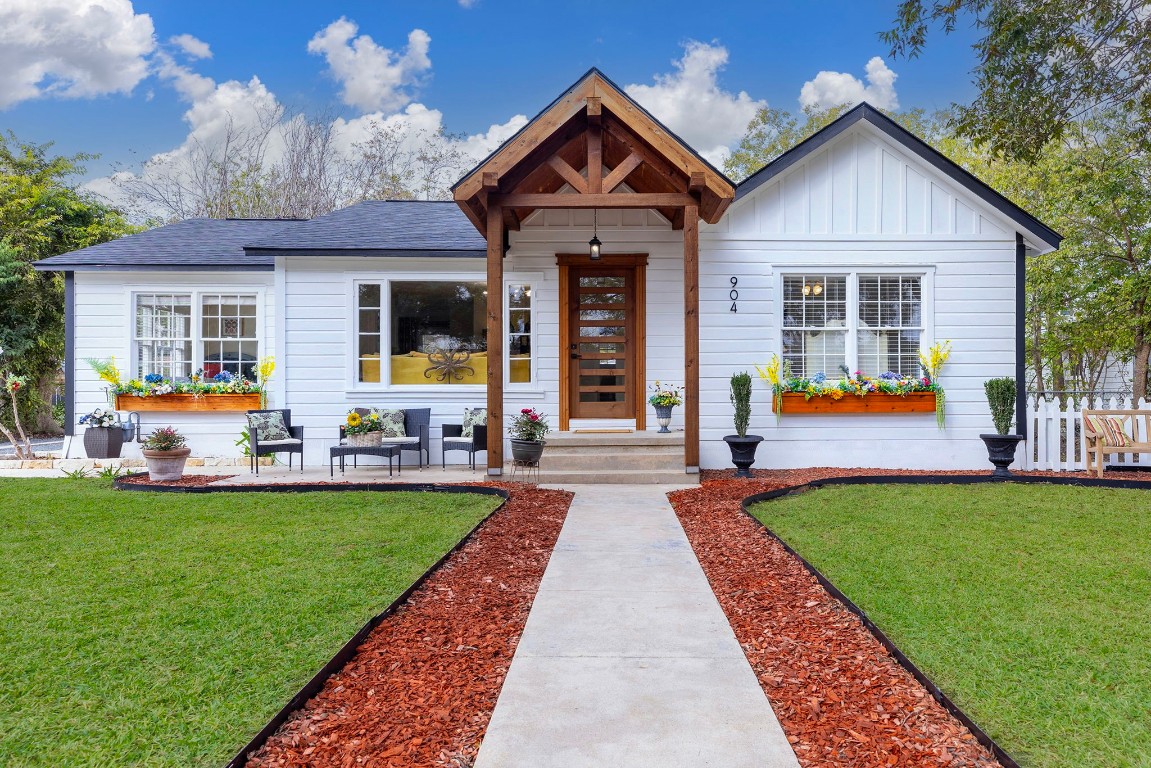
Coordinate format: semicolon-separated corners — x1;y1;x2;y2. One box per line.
37;69;1060;475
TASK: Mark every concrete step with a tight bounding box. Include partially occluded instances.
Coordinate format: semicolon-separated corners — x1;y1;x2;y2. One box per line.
542;452;684;472
545;431;685;448
535;468;696;485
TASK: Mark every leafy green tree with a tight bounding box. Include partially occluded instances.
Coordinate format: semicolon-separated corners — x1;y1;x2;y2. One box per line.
0;133;136;435
882;0;1151;160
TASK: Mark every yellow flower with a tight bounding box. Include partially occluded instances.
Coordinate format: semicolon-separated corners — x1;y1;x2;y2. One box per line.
257;356;275;385
755;354;782;387
919;341;953;380
346;412;362;427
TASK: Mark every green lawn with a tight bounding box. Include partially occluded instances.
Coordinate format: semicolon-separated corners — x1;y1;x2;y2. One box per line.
750;483;1151;768
0;479;500;768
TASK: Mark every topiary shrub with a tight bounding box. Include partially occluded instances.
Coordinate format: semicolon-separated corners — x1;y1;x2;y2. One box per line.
730;371;752;437
984;377;1017;435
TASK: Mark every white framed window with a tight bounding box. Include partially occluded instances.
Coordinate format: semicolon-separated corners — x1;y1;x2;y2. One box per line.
355;279;488;387
780;271;929;378
507;282;534;386
132;292;261;380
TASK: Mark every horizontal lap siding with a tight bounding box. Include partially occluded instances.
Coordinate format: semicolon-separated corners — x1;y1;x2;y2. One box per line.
71;271;275;459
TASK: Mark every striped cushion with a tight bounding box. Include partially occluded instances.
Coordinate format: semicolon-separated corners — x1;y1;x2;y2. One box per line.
1086;415;1131;447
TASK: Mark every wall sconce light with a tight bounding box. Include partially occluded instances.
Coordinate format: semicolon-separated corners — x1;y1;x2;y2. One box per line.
589;208;601;260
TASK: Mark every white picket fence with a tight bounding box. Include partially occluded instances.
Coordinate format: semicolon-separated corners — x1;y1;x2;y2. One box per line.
1025;396;1151;471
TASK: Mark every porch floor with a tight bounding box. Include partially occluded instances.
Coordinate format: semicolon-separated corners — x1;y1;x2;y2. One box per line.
473;484;800;768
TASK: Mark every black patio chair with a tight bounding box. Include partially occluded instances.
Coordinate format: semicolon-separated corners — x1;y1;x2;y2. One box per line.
442;418;487;470
246;408;304;475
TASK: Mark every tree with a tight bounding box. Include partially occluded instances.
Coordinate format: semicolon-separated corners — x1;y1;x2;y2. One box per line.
882;0;1151;160
0;133;136;436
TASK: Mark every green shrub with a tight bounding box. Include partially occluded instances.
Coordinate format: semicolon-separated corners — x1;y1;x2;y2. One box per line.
984;377;1016;434
730;371;752;437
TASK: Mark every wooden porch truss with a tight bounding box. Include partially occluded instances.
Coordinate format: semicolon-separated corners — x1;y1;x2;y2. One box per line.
453;69;734;474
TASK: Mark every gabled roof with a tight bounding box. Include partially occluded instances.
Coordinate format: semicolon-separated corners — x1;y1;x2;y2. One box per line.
735;102;1061;251
244;200;486;257
453;68;735;234
32;218;300;271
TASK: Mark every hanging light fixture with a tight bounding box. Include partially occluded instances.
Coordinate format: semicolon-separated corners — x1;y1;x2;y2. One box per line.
589;208;601;260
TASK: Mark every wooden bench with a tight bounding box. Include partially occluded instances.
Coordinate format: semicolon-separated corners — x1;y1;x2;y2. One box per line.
1081;409;1151;477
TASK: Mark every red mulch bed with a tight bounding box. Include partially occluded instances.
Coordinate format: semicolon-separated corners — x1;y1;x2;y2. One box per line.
118;473;236;487
671;468;1019;768
244;484;572;768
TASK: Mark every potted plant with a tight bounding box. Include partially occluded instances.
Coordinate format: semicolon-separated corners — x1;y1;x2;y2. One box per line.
509;407;549;462
723;371;764;477
344;409;382;447
141;426;191;481
648;381;683;433
980;377;1024;478
79;408;124;459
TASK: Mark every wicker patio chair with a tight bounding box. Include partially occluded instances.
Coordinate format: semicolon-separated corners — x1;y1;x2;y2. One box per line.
246;409;304;475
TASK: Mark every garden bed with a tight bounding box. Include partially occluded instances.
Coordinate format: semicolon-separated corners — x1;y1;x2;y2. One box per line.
241;483;572;768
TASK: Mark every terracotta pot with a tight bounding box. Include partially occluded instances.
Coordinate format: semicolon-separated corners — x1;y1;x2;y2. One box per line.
723;434;764;478
510;439;545;463
83;427;124;459
979;434;1024;479
142;447;191;481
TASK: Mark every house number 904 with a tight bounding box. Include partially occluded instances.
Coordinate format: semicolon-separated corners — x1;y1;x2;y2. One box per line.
729;276;739;313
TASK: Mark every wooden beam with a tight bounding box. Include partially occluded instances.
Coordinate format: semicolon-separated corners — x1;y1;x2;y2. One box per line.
493;192;696;209
586;96;601;125
670;208;685;231
546;155;588;194
502;206;521;232
486;205;505;474
689;172;706;193
683;203;700;471
587;121;602;194
602;153;643;193
482;171;499;191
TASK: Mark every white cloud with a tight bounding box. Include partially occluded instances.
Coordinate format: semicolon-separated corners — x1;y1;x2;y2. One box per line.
169;33;211;60
625;41;765;166
458;0;478;7
0;0;155;109
307;18;431;113
799;56;899;112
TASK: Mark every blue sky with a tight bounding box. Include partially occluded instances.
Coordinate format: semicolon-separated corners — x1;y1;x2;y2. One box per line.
1;0;981;188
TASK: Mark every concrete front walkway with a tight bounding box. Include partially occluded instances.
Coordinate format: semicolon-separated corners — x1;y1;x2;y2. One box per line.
474;485;800;768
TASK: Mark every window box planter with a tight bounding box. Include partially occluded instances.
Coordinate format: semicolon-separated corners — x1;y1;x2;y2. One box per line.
114;393;261;412
772;392;937;414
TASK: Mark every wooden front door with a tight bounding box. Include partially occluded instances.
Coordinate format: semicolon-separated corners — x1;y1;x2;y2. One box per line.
564;262;644;421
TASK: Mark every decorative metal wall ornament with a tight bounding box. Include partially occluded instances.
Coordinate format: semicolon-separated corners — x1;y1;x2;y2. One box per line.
424;347;475;382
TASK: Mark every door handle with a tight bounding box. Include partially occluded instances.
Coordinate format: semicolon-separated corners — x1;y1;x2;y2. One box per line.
570;353;581;359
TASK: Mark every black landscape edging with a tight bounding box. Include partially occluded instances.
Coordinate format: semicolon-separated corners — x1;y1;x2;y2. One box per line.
735;472;1151;768
113;472;512;498
189;482;513;768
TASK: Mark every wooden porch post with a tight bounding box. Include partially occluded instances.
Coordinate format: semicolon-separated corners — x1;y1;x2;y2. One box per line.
684;203;700;471
487;205;505;474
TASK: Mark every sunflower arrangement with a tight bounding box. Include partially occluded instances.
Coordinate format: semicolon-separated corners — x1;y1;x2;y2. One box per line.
344;409;382;435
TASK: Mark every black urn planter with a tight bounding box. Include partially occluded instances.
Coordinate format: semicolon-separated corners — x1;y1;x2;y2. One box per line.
980;434;1024;479
510;439;545;463
723;434;764;478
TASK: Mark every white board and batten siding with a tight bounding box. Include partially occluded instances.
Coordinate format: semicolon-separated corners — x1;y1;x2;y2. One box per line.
69;270;276;459
699;123;1020;470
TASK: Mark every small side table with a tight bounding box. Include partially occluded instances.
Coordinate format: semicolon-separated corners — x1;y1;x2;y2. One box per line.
330;444;402;477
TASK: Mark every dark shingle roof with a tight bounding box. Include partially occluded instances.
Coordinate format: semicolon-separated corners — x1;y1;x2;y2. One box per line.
735;102;1061;251
244;200;487;256
33;218;299;271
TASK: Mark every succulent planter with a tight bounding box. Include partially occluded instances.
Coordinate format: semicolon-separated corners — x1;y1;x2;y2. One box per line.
83;427;125;459
723;434;764;478
772;392;937;414
114;393;261;412
980;434;1024;479
141;447;191;481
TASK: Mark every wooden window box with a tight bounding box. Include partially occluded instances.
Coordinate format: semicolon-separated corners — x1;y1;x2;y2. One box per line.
114;393;261;412
772;392;937;414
